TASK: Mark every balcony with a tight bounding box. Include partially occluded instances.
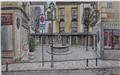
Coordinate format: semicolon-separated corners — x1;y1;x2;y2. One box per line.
59;15;64;21
59;27;64;33
72;15;77;21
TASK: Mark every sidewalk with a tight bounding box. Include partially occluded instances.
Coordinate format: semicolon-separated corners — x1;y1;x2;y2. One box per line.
2;60;120;71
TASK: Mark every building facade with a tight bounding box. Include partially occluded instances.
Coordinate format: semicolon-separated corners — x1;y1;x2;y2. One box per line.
56;2;81;33
30;2;98;48
1;2;30;64
91;2;120;59
31;2;96;47
55;2;94;46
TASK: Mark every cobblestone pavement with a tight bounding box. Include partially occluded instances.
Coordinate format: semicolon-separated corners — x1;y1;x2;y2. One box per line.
2;68;120;75
21;45;98;62
2;60;120;71
4;45;118;74
2;70;98;75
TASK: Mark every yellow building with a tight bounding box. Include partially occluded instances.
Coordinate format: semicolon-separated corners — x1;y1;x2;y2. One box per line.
56;2;81;33
1;2;30;64
55;2;94;46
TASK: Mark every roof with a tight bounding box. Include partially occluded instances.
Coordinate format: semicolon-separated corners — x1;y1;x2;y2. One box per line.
30;2;46;5
56;2;92;5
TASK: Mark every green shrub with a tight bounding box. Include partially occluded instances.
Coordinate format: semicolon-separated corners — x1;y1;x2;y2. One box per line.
29;37;35;52
73;36;76;45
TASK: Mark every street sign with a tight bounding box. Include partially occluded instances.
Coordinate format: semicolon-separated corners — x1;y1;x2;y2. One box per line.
40;14;45;30
40;24;45;30
40;14;45;66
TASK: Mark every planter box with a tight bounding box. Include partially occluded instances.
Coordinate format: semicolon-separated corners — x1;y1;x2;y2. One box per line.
28;51;35;62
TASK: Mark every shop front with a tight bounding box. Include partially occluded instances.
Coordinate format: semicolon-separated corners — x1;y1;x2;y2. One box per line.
104;29;120;49
102;22;120;59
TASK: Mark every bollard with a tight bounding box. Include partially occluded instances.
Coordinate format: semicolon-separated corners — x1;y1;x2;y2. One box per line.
86;59;88;67
6;62;8;72
96;58;98;66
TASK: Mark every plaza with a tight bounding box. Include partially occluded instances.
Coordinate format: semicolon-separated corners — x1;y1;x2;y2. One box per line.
22;45;98;62
1;1;120;75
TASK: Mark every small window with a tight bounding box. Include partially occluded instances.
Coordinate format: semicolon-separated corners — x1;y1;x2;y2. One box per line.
59;8;64;16
71;8;77;16
107;2;112;8
60;22;64;28
59;8;64;20
71;8;77;20
16;17;20;29
71;21;77;27
71;21;77;33
59;21;64;33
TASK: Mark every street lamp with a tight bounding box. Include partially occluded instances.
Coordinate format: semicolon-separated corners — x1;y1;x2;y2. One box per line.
49;2;55;68
83;8;90;51
49;2;55;12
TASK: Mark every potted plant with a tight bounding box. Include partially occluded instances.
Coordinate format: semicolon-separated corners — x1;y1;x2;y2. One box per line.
28;36;35;62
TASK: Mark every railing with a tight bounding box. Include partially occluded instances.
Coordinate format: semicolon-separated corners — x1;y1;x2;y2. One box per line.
71;27;77;32
4;58;99;72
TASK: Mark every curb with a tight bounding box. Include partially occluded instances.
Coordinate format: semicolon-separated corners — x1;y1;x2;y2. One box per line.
2;66;120;72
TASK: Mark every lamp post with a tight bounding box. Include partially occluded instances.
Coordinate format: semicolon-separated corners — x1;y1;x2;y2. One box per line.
83;8;90;51
49;2;55;68
84;19;89;51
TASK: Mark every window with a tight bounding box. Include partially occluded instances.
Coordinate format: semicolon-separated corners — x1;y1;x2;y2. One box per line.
59;8;64;16
104;30;120;49
1;25;13;51
59;8;64;33
1;13;13;51
71;8;77;33
16;17;20;29
59;8;64;20
84;8;90;17
72;8;77;16
60;22;64;28
83;8;90;24
107;2;112;8
71;21;77;32
59;21;64;33
72;8;77;20
35;7;40;14
113;31;120;49
72;21;77;27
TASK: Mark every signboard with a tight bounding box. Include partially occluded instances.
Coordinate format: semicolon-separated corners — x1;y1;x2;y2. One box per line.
1;13;13;25
40;14;45;30
103;22;120;26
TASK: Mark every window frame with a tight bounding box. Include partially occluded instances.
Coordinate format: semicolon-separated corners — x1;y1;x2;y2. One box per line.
71;8;77;21
59;8;64;20
107;2;112;8
104;29;120;50
59;21;64;33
